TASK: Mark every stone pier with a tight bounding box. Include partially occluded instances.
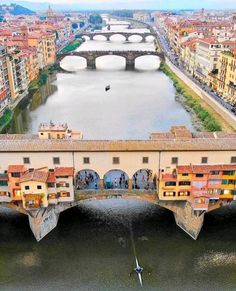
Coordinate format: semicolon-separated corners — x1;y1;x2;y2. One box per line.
159;201;205;240
28;207;60;241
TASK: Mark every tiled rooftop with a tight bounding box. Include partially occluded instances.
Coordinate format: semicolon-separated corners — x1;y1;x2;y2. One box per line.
0;127;236;152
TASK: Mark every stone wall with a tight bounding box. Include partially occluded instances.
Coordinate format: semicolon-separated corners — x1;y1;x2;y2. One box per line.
166;59;236;130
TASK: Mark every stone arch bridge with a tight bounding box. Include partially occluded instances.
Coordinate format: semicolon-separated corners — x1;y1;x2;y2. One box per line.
78;31;157;42
58;50;165;70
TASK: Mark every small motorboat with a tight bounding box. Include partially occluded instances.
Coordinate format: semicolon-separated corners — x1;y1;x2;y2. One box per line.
105;85;110;92
134;257;143;287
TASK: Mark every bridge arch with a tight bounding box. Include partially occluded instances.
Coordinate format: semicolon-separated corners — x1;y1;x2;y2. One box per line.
104;169;129;190
93;34;108;41
132;169;156;190
128;34;144;42
76;169;100;190
109;33;126;42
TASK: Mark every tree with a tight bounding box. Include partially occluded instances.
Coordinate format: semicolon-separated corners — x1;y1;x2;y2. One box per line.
79;21;85;28
89;14;102;25
72;22;78;29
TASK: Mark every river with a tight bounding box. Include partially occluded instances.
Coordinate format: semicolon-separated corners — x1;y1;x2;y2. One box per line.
2;20;236;291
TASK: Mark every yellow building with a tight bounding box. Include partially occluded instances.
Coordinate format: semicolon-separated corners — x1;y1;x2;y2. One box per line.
219;50;236;104
20;169;49;209
22;48;40;83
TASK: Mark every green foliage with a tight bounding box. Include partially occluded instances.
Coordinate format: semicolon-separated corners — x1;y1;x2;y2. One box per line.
0;109;12;131
60;40;83;54
159;63;222;132
89;14;102;25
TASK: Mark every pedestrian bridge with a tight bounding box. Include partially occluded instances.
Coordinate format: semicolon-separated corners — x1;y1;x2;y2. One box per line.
58;50;165;70
78;31;157;42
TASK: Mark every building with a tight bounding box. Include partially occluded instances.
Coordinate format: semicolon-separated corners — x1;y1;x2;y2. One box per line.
6;49;28;101
195;38;224;83
218;50;236;103
0;46;10;112
133;11;150;23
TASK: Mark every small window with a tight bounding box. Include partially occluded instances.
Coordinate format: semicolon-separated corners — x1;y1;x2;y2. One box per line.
53;157;60;165
12;172;20;178
223;170;235;176
231;156;236;163
37;185;42;190
25;185;30;190
171;157;178;165
196;173;204;178
201;157;208;164
83;157;90;164
210;171;220;175
23;157;30;164
182;173;189;176
179;181;191;186
142;157;149;164
15;183;19;186
165;181;176;186
47;182;55;188
113;157;120;164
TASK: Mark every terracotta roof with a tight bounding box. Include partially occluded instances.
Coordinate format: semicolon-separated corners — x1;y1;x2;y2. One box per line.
54;167;74;177
20;169;49;183
8;165;25;173
177;164;236;174
47;172;56;183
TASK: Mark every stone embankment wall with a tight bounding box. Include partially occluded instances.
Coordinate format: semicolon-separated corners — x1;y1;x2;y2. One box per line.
166;59;236;130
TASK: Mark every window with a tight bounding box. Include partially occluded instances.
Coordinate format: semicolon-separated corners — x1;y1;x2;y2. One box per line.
12;172;20;178
165;181;176;187
47;182;55;188
178;191;190;196
196;173;204;178
222;179;228;185
0;181;8;186
201;157;208;164
179;181;191;186
163;191;175;196
210;171;220;175
25;185;30;190
37;185;42;190
23;157;30;164
83;157;90;164
228;180;235;185
223;170;235;176
171;157;178;165
209;180;220;185
182;173;189;176
142;157;149;164
113;157;120;164
15;183;19;186
231;156;236;163
53;157;60;165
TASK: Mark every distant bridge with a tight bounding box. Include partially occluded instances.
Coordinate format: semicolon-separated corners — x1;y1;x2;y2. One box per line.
78;31;157;42
58;50;165;70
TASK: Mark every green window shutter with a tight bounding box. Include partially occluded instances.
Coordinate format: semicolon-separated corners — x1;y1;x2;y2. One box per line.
222;179;228;185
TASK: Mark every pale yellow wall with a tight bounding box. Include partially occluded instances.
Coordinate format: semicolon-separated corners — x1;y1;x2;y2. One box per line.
1;150;236;181
21;180;48;207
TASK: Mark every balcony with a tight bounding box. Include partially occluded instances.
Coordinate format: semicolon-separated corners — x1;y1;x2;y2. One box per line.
0;191;11;202
24;194;44;209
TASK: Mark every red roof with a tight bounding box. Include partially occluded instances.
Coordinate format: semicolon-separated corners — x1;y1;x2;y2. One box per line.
47;172;56;183
177;164;236;174
8;165;25;173
54;167;74;177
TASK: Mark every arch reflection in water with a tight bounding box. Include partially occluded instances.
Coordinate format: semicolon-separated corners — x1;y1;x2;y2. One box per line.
60;56;87;71
104;170;129;189
135;55;160;70
76;169;100;190
132;169;156;190
96;55;126;70
109;34;126;42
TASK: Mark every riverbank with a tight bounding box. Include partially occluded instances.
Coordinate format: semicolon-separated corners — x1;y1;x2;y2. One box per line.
0;64;58;133
159;62;234;132
59;39;83;54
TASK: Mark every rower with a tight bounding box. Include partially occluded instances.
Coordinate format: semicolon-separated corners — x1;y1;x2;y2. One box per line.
135;266;143;274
